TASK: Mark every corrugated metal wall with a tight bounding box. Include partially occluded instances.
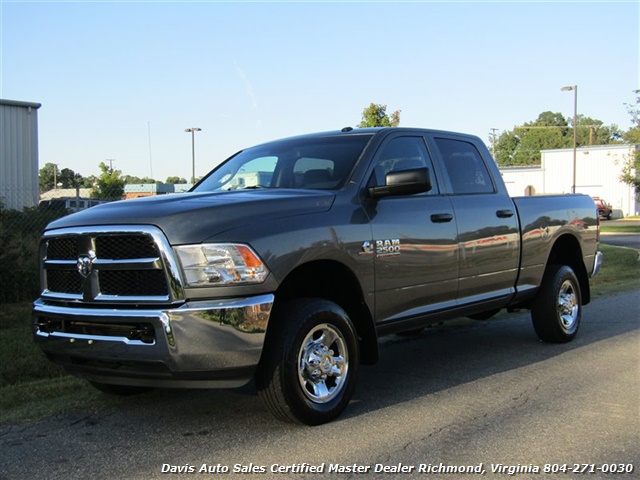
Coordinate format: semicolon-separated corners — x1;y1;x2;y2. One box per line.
0;99;41;210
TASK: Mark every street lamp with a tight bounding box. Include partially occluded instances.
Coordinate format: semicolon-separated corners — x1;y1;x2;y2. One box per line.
561;85;578;193
184;127;202;184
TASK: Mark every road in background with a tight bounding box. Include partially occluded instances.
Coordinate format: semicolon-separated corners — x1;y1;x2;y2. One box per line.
1;290;638;480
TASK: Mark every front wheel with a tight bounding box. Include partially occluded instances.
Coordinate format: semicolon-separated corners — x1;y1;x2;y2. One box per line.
256;299;359;425
531;264;582;343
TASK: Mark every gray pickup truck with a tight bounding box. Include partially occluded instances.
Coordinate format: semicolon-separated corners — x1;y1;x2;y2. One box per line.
33;127;602;425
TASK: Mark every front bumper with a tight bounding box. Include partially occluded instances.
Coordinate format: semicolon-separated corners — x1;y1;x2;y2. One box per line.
33;294;274;388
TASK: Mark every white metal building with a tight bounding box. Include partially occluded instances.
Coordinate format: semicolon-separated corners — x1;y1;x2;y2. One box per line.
0;99;41;210
500;144;639;218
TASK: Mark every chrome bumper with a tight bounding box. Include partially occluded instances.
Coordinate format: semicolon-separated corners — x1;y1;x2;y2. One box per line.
591;250;603;277
33;294;274;388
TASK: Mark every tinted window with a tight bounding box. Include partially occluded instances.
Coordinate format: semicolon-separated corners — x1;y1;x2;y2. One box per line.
369;136;438;194
433;138;494;194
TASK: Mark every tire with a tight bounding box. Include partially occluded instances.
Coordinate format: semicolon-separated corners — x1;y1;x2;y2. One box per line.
531;264;582;343
89;381;152;396
256;299;359;425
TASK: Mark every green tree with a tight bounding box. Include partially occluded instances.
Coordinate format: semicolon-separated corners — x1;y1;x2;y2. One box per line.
495;111;618;166
122;175;157;185
620;90;640;193
91;162;125;201
39;164;86;192
358;103;401;127
165;176;188;184
59;168;84;188
38;162;59;193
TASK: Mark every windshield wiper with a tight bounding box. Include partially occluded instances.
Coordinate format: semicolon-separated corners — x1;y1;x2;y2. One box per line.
236;185;270;190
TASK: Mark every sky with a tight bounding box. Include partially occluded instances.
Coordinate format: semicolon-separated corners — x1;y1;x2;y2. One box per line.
1;1;638;183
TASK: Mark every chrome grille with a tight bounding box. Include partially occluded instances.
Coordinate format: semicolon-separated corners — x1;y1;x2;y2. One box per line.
41;226;182;303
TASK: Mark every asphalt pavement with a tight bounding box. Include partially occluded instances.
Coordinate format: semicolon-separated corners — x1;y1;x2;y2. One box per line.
1;290;638;480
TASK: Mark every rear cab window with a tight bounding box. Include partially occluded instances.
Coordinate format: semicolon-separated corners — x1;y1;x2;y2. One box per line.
432;137;496;195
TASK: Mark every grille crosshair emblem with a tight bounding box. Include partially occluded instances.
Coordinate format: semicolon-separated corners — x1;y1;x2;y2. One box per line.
76;251;96;278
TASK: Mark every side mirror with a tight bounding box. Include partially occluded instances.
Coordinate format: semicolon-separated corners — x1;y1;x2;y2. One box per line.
368;167;432;199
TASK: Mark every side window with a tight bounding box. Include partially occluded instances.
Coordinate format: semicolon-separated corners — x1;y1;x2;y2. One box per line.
369;136;438;194
433;138;495;194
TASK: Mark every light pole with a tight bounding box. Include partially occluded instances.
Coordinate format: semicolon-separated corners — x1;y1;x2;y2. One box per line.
185;127;202;184
561;85;578;193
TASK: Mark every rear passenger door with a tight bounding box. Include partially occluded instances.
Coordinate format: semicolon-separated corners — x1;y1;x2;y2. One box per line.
428;135;520;305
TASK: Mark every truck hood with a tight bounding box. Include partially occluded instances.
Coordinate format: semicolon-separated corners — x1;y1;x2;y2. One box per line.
46;189;335;244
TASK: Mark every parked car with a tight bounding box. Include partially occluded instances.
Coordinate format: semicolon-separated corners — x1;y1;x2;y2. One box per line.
593;197;613;220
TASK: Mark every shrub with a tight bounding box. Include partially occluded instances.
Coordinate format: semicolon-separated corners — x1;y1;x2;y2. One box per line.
0;205;67;303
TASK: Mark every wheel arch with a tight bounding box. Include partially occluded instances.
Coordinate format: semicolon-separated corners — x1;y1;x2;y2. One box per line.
546;233;591;305
269;260;378;365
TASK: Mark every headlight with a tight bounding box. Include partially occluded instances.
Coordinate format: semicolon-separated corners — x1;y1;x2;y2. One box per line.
175;243;269;287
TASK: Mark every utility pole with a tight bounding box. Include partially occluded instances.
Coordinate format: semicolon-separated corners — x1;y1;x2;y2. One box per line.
490;128;499;160
561;85;578;193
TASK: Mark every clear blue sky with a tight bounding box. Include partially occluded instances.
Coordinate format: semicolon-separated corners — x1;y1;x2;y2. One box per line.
1;1;638;182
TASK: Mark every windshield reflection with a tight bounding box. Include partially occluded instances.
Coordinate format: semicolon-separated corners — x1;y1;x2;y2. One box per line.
194;134;373;193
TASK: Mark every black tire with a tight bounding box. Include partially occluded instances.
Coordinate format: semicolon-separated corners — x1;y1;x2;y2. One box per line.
256;299;359;425
89;381;152;396
531;264;582;343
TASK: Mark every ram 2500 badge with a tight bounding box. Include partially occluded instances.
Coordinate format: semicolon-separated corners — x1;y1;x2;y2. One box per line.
34;127;602;425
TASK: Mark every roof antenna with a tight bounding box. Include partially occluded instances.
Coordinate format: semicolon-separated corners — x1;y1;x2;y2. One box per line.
341;126;353;132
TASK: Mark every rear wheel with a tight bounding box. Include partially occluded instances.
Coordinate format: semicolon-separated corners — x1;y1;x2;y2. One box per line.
531;264;582;343
256;299;359;425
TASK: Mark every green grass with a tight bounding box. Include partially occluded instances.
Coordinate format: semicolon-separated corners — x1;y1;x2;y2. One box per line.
0;303;159;424
590;244;640;296
600;224;640;233
1;244;638;425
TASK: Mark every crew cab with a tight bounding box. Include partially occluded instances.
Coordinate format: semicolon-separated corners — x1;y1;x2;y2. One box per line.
33;127;602;425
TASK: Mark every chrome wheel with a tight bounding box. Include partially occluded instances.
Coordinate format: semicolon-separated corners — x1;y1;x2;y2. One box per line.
557;279;579;333
257;299;359;424
297;323;348;404
531;264;582;343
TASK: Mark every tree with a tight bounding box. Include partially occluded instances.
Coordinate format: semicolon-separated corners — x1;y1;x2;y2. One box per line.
358;103;401;127
91;162;125;201
165;176;188;184
39;164;87;192
122;175;157;185
620;90;640;193
59;168;84;188
494;111;619;166
38;162;59;193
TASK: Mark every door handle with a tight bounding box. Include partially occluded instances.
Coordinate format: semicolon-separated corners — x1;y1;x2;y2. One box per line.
431;213;454;223
496;209;515;218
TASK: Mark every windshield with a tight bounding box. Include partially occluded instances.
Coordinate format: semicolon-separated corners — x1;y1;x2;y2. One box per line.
194;134;373;192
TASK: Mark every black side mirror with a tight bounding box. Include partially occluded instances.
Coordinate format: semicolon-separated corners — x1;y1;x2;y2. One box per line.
368;167;432;199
